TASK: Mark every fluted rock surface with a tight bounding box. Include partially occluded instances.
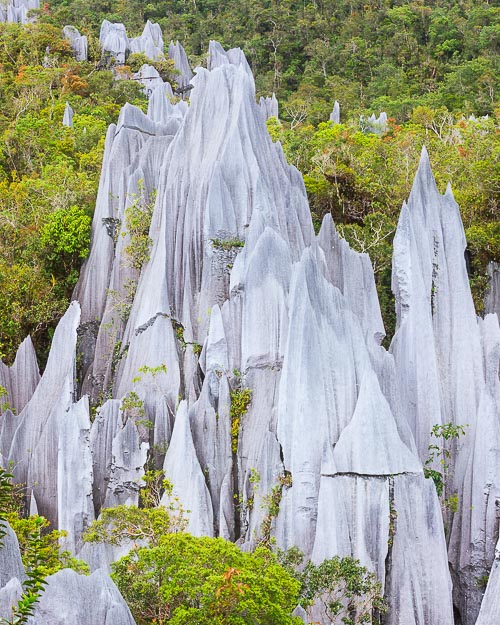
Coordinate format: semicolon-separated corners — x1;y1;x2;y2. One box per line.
2;39;498;625
390;147;500;625
63;25;88;61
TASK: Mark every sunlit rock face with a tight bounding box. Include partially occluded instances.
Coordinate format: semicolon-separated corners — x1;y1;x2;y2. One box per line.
390;148;500;624
1;39;498;625
63;25;88;61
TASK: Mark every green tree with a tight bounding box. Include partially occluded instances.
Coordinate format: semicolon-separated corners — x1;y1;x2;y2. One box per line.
111;534;302;625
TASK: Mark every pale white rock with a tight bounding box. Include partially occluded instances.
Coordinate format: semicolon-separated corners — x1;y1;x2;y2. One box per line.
134;64;163;97
0;577;22;621
476;537;500;625
102;413;148;509
0;0;38;24
361;111;388;134
130;20;164;61
0;523;25;588
162;401;214;536
0;335;40;415
57;396;94;553
333;369;421;475
62;101;73;127
390;146;498;624
207;40;254;86
30;568;136;625
63;25;88;61
329;100;340;124
485;261;500;317
8;302;80;527
259;93;278;120
147;81;188;124
100;20;129;65
168;40;193;91
317;213;385;343
386;475;454;625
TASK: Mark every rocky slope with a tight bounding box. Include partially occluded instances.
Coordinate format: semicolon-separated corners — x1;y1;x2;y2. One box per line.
0;33;498;625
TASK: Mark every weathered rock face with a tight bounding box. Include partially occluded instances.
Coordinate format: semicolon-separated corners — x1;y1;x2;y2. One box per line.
100;20;129;65
62;101;73;127
390;147;500;624
31;568;137;625
63;25;88;61
2;39;498;625
361;111;388;134
485;261;500;318
329;100;340;124
0;336;40;416
130;20;164;60
168;40;193;92
259;93;278;120
0;524;136;625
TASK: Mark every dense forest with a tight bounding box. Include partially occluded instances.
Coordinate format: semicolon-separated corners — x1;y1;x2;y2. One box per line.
0;0;498;361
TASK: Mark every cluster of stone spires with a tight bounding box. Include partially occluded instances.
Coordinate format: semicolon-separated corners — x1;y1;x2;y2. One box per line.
0;0;39;25
0;27;499;625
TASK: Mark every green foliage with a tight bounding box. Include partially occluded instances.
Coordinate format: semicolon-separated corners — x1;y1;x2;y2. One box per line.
111;533;302;625
121;391;145;419
259;472;292;548
210;237;245;250
424;422;468;498
123;186;156;270
229;387;252;454
277;547;385;624
6;514;89;578
84;471;186;547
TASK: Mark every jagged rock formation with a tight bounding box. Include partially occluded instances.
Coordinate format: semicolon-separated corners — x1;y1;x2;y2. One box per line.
485;261;500;317
259;93;279;120
62;25;88;61
361;111;388;134
100;20;129;65
329;100;340;124
476;536;500;625
0;39;498;625
390;149;500;624
168;40;193;91
0;0;38;24
62;101;73;127
130;20;164;60
0;522;136;624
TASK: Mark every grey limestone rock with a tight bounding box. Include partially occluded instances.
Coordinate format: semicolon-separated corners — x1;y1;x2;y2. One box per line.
30;568;136;625
130;20;164;61
485;261;500;317
8;38;496;625
259;93;278;120
134;63;163;97
100;20;129;65
62;25;88;61
361;111;388;134
476;536;500;625
390;146;500;624
0;577;23;621
168;40;193;91
0;0;38;24
8;302;81;528
329;100;340;124
0;523;25;588
0;335;40;416
62;101;73;127
162;401;214;536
